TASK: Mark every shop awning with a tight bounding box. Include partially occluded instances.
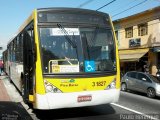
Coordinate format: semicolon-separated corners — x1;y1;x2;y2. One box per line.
119;48;149;62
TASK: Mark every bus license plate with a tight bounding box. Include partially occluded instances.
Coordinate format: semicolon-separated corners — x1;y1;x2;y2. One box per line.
77;95;92;102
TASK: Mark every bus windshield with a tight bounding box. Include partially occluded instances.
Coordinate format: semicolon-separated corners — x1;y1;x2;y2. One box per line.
39;26;116;74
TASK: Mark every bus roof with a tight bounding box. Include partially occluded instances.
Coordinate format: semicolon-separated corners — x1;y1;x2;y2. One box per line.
7;7;110;45
37;7;109;17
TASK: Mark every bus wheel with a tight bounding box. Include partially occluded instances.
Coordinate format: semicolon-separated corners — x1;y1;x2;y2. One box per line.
121;83;127;91
147;88;156;98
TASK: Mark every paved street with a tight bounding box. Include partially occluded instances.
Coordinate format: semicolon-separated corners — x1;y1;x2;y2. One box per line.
1;75;160;120
31;92;160;120
118;91;160;114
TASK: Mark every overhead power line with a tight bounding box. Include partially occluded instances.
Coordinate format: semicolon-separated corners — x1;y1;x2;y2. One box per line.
77;0;94;8
112;0;148;18
110;0;137;13
96;0;117;11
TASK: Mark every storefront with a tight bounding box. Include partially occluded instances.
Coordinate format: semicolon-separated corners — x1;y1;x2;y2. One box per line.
151;47;160;75
119;48;150;75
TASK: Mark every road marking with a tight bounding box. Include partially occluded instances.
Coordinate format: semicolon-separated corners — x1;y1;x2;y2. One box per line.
111;103;159;120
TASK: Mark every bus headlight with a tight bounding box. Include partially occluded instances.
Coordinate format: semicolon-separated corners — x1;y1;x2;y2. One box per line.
105;79;116;90
44;80;62;93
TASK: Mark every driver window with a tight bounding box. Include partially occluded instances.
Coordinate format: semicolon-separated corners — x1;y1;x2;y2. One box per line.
137;73;149;82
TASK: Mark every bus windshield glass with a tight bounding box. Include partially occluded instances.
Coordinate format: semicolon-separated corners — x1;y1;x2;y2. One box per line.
39;26;116;74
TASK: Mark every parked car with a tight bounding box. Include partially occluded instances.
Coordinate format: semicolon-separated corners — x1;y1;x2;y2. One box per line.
121;71;160;98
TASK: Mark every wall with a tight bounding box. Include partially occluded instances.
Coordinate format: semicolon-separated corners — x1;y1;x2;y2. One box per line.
113;7;160;75
114;8;160;50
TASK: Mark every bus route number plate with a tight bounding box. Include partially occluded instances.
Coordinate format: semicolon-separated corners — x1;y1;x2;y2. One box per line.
77;95;92;102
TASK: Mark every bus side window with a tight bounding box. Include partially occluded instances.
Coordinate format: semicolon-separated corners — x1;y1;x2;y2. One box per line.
19;34;23;63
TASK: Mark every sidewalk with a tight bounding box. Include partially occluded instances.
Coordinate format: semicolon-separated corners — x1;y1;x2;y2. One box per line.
0;76;10;101
0;75;33;120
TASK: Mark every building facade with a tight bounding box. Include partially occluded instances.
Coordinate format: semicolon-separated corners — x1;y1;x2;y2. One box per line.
113;6;160;75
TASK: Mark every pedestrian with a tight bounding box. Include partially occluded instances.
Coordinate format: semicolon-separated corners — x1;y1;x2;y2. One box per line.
156;65;160;78
0;59;3;76
144;62;150;74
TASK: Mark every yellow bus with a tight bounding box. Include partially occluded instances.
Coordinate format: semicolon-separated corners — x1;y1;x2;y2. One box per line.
5;8;120;109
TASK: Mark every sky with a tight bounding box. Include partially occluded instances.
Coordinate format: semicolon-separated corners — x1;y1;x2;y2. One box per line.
0;0;160;54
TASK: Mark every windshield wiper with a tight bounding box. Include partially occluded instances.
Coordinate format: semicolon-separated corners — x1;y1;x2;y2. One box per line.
57;23;77;48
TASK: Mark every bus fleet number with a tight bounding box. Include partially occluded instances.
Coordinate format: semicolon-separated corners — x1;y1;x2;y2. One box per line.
92;81;106;87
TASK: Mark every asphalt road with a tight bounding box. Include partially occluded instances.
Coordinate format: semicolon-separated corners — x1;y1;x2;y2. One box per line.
31;92;160;120
1;75;160;120
118;91;160;114
31;103;136;120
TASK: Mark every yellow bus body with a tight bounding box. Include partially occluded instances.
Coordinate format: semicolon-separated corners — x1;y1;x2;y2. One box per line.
6;8;120;109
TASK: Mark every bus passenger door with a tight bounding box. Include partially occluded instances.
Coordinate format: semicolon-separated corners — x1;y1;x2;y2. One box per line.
23;24;35;102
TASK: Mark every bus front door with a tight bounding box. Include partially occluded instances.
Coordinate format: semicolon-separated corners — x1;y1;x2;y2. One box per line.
23;29;35;103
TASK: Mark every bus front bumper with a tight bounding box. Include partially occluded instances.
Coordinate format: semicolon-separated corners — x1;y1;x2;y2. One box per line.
34;89;120;110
